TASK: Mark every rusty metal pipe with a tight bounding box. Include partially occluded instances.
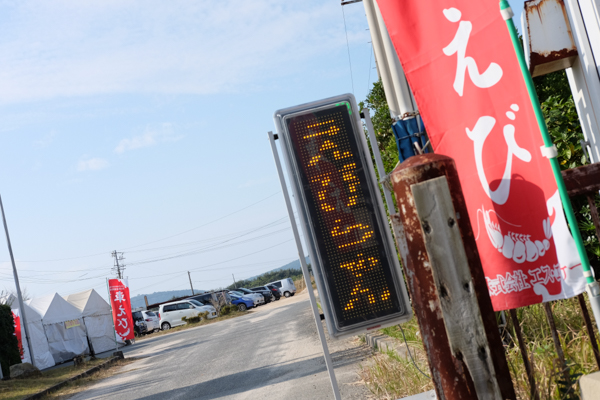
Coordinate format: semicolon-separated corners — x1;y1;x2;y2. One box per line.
390;154;516;400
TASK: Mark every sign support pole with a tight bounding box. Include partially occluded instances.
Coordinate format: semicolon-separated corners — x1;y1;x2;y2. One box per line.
500;0;600;334
268;131;342;400
0;194;35;367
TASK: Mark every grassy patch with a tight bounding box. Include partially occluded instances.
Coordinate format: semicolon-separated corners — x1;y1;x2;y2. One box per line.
360;297;599;399
360;315;433;399
0;357;132;400
504;298;597;399
45;358;135;400
137;309;247;340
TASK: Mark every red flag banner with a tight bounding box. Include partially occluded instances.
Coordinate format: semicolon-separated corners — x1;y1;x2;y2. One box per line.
108;279;134;341
377;0;584;310
12;309;24;359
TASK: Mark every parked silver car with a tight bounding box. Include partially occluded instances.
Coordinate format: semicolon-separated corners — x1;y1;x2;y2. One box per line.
266;278;297;297
159;299;217;330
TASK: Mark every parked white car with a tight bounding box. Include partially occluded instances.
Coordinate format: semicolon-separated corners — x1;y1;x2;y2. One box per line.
266;278;297;297
158;299;217;330
141;310;160;332
229;290;263;306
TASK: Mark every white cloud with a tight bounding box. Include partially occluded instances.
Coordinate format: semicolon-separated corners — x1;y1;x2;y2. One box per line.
34;131;56;147
77;157;109;171
114;123;181;154
0;0;359;104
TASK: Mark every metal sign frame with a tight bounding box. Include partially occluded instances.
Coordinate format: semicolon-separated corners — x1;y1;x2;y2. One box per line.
273;93;412;339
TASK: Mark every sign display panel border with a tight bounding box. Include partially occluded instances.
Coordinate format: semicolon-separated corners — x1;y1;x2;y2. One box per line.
274;94;412;338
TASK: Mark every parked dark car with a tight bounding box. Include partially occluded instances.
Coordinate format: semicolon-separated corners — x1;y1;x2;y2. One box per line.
132;311;148;337
249;286;275;303
191;291;231;306
237;287;272;303
191;293;213;305
253;285;281;300
267;285;282;300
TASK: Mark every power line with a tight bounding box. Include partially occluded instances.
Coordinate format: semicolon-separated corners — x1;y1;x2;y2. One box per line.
121;191;282;250
3;217;289;276
126;227;290;266
342;5;355;95
14;191;281;263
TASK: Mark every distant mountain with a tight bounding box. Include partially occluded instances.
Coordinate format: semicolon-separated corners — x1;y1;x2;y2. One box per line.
130;257;310;309
243;257;309;281
130;289;204;309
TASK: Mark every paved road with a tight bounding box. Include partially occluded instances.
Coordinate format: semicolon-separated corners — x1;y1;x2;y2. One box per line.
71;292;372;399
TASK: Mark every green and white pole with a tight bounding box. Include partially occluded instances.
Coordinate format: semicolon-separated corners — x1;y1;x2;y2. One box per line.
500;0;600;331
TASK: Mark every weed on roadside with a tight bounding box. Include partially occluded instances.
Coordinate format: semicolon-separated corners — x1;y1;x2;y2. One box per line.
360;297;598;400
0;358;133;400
45;358;135;400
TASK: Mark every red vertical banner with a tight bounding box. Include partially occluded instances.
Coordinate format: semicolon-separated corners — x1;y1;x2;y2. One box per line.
12;309;24;359
377;0;584;310
108;279;134;341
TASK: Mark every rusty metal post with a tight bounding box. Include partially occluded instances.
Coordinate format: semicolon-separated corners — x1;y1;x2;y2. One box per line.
509;309;540;400
542;302;573;391
578;293;600;369
390;153;516;400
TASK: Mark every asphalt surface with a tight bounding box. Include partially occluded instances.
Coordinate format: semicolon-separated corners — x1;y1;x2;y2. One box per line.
69;292;373;399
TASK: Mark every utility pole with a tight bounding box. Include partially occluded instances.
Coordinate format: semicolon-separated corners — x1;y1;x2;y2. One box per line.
232;274;237;289
111;251;125;279
188;271;195;295
0;195;35;367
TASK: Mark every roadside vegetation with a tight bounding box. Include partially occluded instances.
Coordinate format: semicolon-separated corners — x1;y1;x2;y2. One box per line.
226;268;304;291
361;298;598;399
293;275;315;293
358;66;600;399
0;358;134;400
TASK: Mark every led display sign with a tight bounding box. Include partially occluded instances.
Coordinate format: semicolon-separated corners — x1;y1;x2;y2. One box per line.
274;94;411;337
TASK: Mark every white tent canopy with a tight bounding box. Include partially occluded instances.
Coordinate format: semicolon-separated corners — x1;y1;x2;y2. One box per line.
11;302;55;370
27;293;89;364
65;289;116;355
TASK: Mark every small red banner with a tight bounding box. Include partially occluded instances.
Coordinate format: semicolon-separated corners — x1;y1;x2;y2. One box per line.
108;279;134;341
12;309;24;359
377;0;584;310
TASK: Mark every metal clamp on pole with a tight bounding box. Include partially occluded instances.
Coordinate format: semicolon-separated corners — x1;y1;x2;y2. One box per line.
540;144;558;159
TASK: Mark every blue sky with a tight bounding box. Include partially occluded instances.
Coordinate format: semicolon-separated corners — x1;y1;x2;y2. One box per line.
0;0;525;301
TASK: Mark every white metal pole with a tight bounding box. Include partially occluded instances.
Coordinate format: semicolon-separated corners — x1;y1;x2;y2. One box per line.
562;0;600;162
362;108;396;212
268;131;342;400
0;195;35;367
372;0;416;117
363;0;401;119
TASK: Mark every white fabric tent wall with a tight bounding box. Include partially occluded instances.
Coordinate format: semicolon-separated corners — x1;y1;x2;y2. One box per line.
65;289;116;355
27;293;89;364
11;303;55;370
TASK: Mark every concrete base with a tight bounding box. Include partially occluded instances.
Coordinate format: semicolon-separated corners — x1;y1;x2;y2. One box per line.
399;390;436;400
580;370;600;400
364;332;408;358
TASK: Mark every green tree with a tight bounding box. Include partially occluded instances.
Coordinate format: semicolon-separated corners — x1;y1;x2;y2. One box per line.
360;80;399;175
361;70;600;269
0;304;21;377
227;268;304;290
532;70;600;270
